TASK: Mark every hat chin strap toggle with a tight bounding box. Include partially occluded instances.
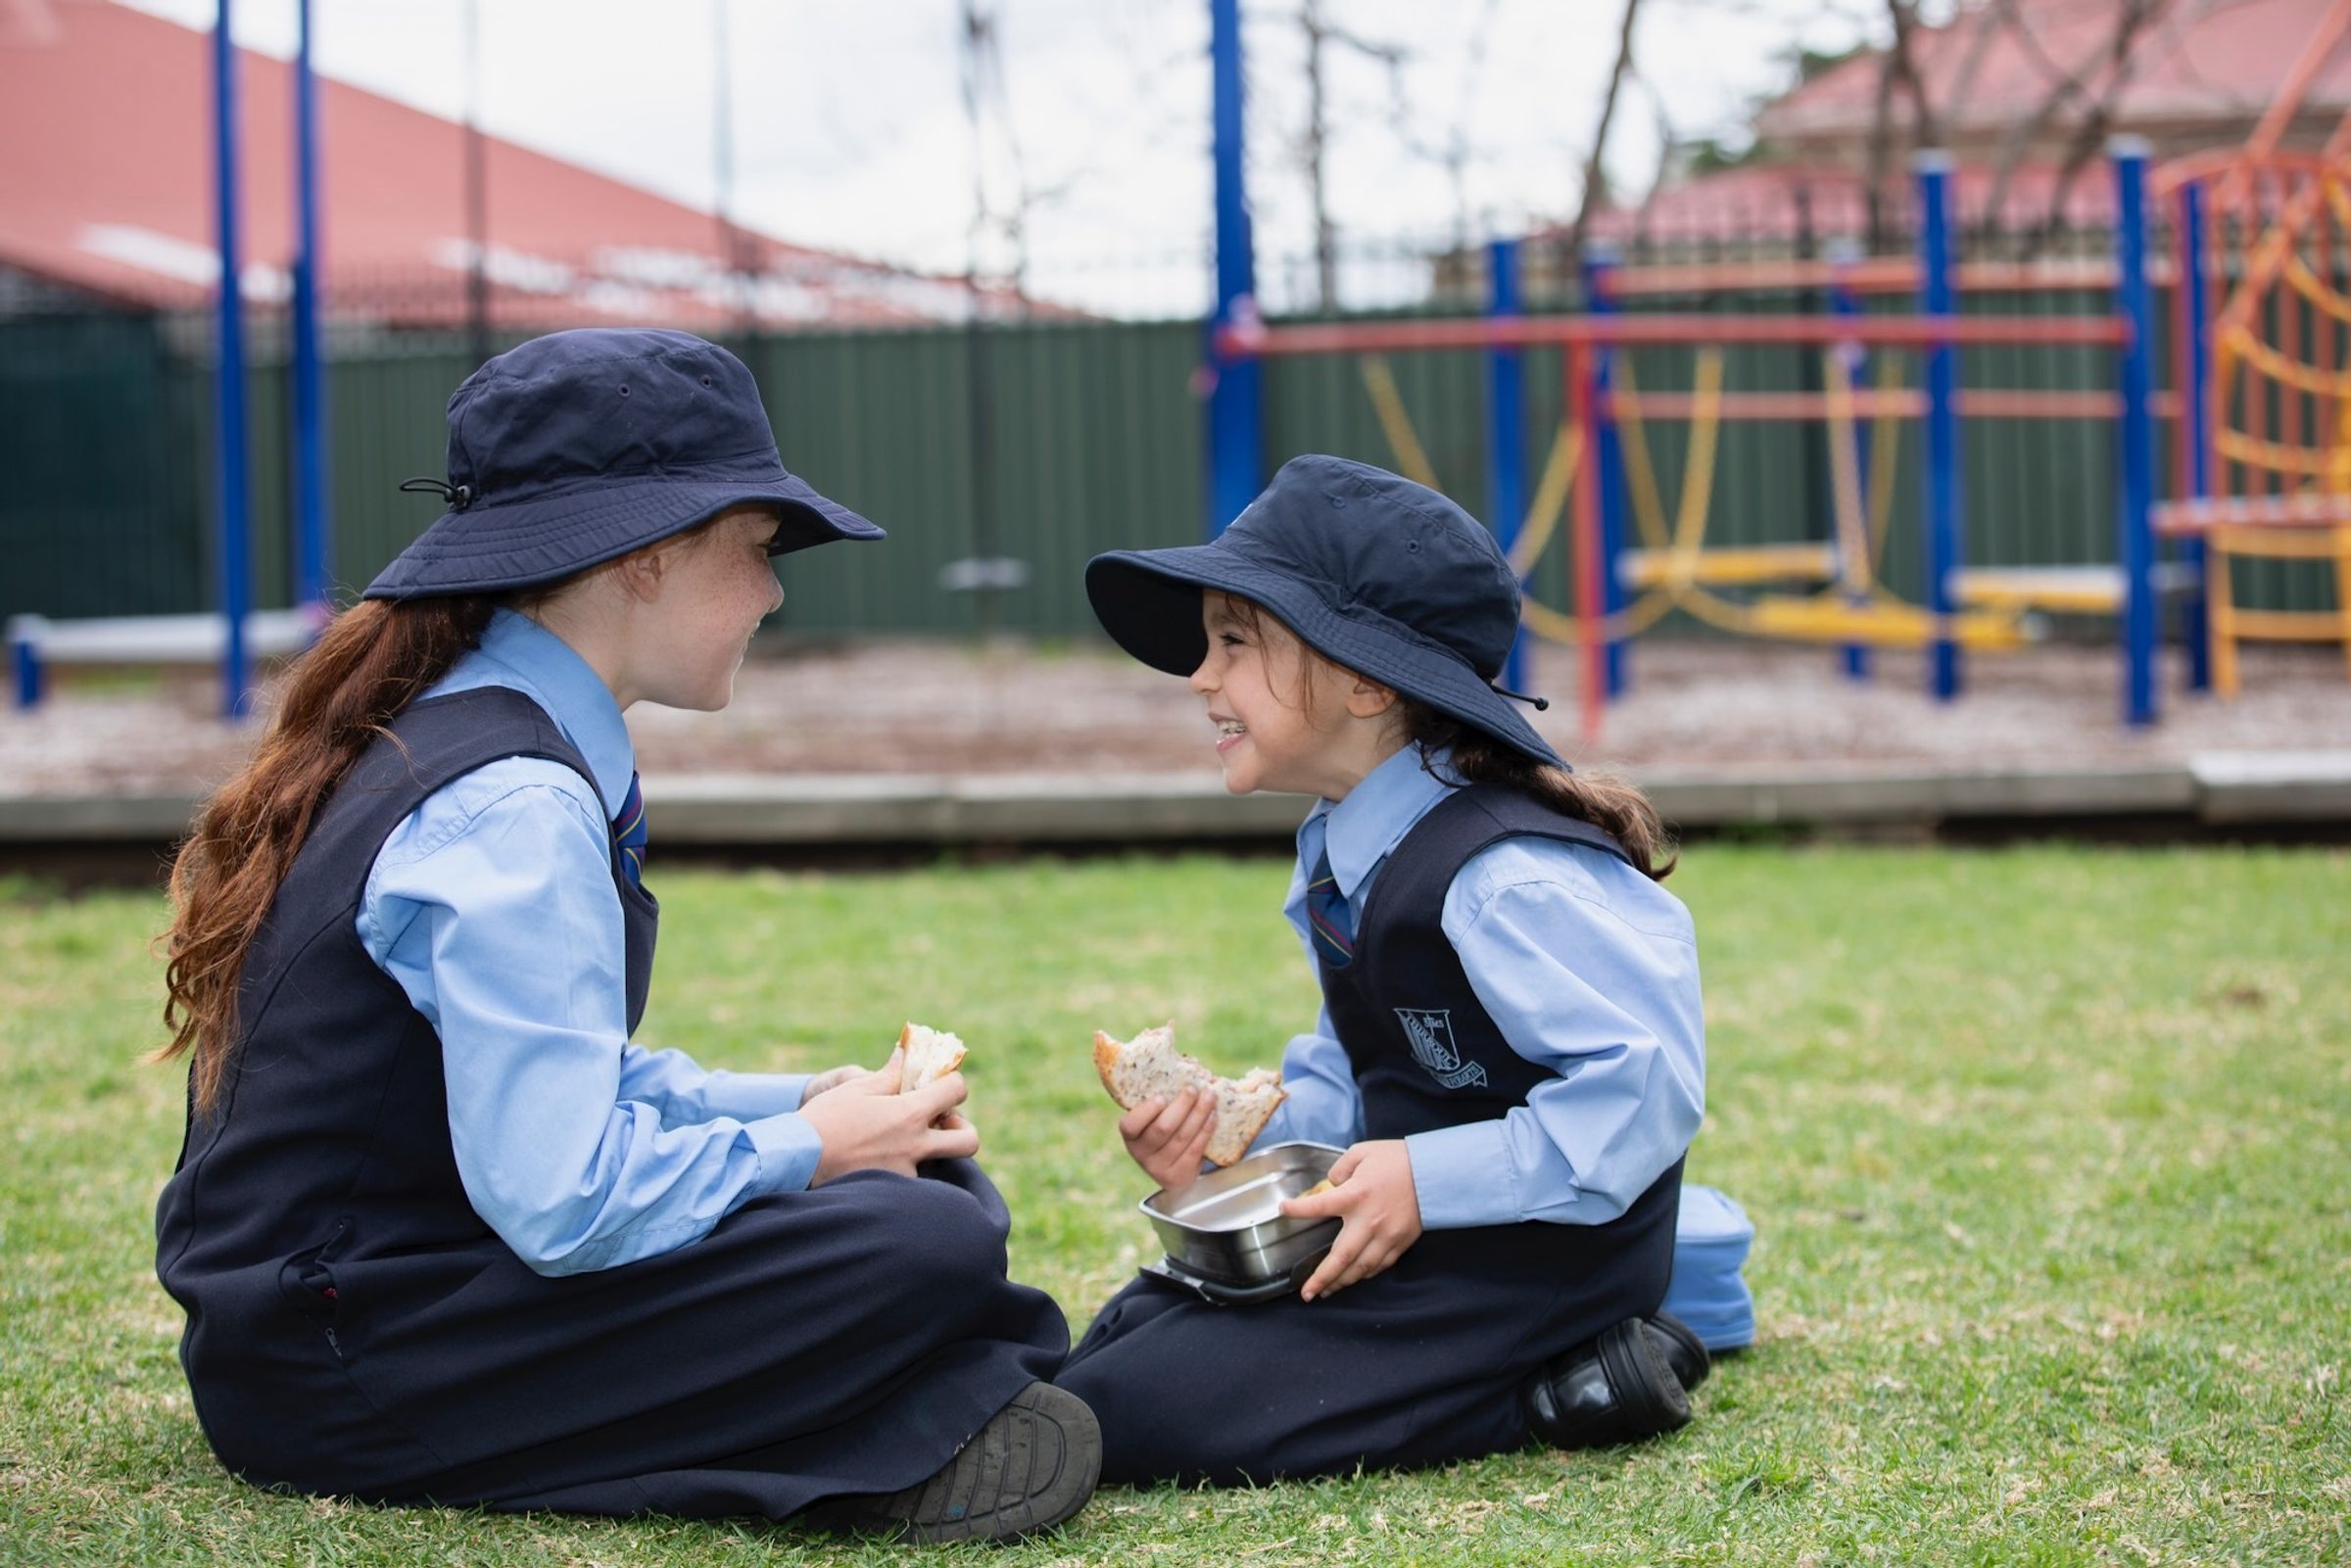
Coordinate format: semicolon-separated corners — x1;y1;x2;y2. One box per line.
400;476;474;511
1489;682;1550;712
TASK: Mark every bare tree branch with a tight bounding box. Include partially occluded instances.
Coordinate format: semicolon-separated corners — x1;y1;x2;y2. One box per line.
1885;0;1940;147
1382;0;1503;251
1972;0;2166;252
1570;0;1645;257
1981;1;2106;233
959;0;1042;310
1863;0;1939;245
1942;0;2018;121
1293;0;1407;312
1864;30;1898;245
1301;0;1337;311
2031;0;2166;251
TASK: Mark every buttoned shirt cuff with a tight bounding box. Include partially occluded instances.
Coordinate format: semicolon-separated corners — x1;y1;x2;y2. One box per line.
1405;1120;1524;1230
742;1113;823;1195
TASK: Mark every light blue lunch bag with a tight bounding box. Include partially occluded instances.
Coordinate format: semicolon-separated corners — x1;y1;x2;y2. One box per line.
1662;1183;1754;1352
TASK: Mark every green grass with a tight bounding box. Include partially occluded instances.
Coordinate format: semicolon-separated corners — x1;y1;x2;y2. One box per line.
3;847;2347;1566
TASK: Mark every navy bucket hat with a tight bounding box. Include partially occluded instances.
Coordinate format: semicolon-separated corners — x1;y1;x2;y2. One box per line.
363;327;882;600
1085;454;1563;769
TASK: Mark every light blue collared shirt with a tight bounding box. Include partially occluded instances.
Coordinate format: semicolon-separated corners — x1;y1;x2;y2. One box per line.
356;608;821;1277
1249;743;1705;1230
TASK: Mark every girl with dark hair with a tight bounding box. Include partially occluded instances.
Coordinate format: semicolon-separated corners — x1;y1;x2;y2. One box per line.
154;329;1096;1543
1060;454;1711;1486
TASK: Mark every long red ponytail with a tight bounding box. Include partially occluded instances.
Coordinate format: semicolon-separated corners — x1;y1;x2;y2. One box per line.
157;596;499;1117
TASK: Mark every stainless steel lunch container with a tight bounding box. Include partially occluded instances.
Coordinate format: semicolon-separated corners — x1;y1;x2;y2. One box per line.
1139;1141;1345;1287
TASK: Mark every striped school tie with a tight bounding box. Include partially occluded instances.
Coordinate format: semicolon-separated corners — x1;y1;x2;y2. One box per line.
611;772;648;887
1306;847;1354;965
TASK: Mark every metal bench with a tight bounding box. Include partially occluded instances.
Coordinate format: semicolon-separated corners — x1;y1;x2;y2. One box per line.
9;606;326;708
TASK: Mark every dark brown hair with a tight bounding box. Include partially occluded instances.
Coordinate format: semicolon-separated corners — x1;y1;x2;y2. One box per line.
1394;702;1677;880
1214;593;1676;880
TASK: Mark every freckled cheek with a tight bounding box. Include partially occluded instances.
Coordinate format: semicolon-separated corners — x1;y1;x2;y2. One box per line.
744;564;781;620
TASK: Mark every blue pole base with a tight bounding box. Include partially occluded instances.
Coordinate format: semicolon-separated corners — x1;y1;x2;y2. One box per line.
1933;642;1961;702
12;637;42;710
2182;543;2213;691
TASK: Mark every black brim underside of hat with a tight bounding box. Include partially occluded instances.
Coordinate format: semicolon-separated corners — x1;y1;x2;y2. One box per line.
1086;547;1565;771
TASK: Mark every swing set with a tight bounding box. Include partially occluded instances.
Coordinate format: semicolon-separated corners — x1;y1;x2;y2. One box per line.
1187;0;2351;741
1357;330;2028;658
1223;147;2160;742
1222;119;2351;740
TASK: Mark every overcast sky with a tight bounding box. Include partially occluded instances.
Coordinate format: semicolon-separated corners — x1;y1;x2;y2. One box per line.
122;0;1901;315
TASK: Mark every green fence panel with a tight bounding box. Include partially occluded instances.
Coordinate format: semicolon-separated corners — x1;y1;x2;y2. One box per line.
1;297;2337;633
735;318;1202;638
0;314;198;621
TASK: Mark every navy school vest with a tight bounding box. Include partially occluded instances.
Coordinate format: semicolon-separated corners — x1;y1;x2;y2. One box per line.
1318;782;1637;1143
155;688;655;1359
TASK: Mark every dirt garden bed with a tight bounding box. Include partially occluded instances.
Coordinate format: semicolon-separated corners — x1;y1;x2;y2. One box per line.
6;636;2346;800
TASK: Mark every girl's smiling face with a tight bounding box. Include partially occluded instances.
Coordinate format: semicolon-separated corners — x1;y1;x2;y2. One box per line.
1189;591;1399;799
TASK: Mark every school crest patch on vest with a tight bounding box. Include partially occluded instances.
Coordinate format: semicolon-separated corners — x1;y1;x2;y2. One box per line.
1394;1009;1488;1090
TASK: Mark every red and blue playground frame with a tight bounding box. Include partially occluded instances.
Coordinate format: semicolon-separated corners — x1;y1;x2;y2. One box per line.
1208;143;2205;739
1200;1;2238;737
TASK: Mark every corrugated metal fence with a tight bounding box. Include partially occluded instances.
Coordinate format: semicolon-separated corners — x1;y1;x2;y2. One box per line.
0;288;2327;635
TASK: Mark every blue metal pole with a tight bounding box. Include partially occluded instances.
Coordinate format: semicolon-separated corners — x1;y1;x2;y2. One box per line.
1916;151;1962;702
1206;0;1262;537
292;0;330;609
2179;180;2214;692
213;0;252;718
2112;137;2158;727
1582;244;1630;697
1485;239;1532;693
10;624;42;710
1829;236;1872;682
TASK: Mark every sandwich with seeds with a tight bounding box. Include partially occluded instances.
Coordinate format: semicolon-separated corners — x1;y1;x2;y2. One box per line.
1092;1022;1286;1168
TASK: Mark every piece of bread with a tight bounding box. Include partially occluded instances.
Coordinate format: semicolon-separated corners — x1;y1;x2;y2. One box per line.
1092;1022;1286;1167
898;1022;967;1093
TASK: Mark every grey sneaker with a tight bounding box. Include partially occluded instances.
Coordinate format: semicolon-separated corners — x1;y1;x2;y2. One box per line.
811;1381;1101;1544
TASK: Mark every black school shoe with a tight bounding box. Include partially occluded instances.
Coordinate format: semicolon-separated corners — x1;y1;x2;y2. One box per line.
807;1382;1101;1544
1646;1310;1711;1394
1520;1316;1697;1449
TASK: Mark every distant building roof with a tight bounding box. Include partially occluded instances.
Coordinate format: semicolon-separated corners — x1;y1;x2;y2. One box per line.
1563;0;2351;248
0;0;1032;327
1757;0;2351;158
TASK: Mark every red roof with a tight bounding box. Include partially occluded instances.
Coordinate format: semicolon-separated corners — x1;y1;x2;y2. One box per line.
0;0;1021;327
1577;0;2351;246
1758;0;2351;145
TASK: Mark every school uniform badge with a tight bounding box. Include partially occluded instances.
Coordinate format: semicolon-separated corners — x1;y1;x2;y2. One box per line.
1394;1009;1488;1090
